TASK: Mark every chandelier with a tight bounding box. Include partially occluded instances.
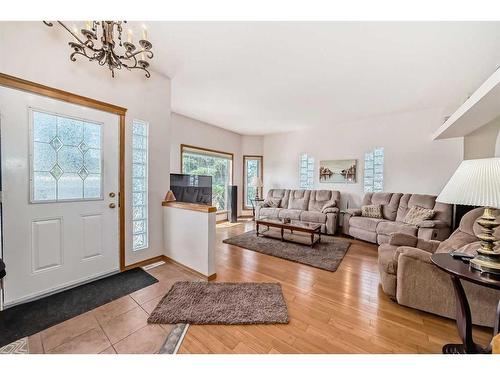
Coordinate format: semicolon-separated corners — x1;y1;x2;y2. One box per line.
44;21;154;78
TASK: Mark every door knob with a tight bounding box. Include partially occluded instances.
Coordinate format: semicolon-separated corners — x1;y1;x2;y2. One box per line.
109;192;116;198
109;203;116;209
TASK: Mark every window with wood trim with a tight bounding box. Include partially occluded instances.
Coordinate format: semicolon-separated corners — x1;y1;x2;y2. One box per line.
181;145;233;211
243;155;263;210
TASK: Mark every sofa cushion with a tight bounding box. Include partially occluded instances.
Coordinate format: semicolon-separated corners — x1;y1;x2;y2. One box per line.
376;221;418;237
361;204;383;218
265;189;290;208
362;192;402;221
396;194;437;222
403;206;435;225
307;190;338;212
264;197;281;208
349;216;387;232
287;190;311;210
300;211;327;223
278;209;302;220
259;207;282;219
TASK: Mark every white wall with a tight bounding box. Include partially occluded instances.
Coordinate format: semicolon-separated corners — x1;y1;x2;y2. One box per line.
0;22;171;266
496;131;500;157
464;116;500;159
170;112;263;217
263;108;463;208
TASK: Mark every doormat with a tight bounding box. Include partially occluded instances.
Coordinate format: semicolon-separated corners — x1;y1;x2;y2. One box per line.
0;268;157;348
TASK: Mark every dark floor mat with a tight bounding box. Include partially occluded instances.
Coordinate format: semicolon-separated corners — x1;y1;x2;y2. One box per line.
0;268;158;347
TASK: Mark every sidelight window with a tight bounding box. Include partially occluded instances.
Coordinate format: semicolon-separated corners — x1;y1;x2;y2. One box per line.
132;120;149;251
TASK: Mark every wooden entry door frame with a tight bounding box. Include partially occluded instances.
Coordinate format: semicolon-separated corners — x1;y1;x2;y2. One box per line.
0;72;127;271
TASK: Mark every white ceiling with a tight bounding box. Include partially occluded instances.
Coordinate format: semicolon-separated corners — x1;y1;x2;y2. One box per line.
144;22;500;135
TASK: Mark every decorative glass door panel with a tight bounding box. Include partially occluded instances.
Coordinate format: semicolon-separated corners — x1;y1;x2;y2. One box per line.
31;110;103;202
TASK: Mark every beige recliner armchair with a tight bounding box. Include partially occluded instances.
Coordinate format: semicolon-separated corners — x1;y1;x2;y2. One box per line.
378;207;500;327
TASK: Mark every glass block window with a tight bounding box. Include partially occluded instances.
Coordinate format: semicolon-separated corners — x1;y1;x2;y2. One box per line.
30;110;103;202
132;120;149;251
299;153;314;189
364;147;384;193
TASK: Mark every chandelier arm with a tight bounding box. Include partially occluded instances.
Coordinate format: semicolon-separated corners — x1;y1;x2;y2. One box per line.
44;20;153;78
122;49;153;61
57;21;99;52
70;49;91;62
120;57;150;77
128;66;151;78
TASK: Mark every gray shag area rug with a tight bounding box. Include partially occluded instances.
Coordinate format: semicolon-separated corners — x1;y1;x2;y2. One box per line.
148;281;289;325
223;229;351;272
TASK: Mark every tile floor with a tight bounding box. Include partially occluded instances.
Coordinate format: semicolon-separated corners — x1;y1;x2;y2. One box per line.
27;262;200;354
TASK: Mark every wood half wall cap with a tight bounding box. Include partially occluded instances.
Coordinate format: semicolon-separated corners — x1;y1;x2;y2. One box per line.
162;201;217;213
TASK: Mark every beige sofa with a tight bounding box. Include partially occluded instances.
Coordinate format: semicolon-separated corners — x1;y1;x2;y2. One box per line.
378;207;500;327
343;192;453;244
255;189;340;234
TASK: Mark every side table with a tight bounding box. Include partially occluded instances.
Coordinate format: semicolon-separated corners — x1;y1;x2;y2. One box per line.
431;253;500;354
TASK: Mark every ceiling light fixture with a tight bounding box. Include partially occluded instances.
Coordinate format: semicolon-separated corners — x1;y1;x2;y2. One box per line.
44;21;154;78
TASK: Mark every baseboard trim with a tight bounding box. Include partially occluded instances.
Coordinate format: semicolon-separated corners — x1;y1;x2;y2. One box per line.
124;255;165;271
162;255;216;281
124;255;217;281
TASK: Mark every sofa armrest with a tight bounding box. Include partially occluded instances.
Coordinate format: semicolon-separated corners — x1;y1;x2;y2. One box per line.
416;238;441;253
418;226;451;242
397;247;434;263
323;207;339;214
417;220;448;229
389;233;418;247
345;208;362;216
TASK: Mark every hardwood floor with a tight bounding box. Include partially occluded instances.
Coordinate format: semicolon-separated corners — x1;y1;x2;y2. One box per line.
178;220;492;354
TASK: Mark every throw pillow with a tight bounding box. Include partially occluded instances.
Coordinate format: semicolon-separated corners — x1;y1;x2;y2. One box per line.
264;197;281;208
361;204;383;218
321;201;336;213
403;206;435;225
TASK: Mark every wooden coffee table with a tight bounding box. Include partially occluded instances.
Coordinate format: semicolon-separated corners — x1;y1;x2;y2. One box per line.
255;218;321;248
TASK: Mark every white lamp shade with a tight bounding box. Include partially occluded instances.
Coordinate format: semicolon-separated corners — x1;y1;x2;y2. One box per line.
250;176;263;188
436;157;500;208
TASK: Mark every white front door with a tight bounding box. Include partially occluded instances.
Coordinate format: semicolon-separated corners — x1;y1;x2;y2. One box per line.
0;87;120;307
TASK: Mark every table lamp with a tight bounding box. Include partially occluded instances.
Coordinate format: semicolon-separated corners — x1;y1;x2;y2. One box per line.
436;157;500;274
251;176;263;199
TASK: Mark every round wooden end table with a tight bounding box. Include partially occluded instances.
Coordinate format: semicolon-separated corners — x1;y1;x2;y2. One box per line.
431;253;500;354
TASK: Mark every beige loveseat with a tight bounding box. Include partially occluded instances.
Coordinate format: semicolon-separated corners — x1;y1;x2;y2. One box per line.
377;207;500;327
255;189;340;234
343;192;453;245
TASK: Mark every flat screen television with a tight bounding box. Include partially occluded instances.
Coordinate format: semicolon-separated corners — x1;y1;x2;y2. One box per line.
170;173;212;205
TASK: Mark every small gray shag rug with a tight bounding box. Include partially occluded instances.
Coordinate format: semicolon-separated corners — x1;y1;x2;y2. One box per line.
148;281;289;325
223;229;351;272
